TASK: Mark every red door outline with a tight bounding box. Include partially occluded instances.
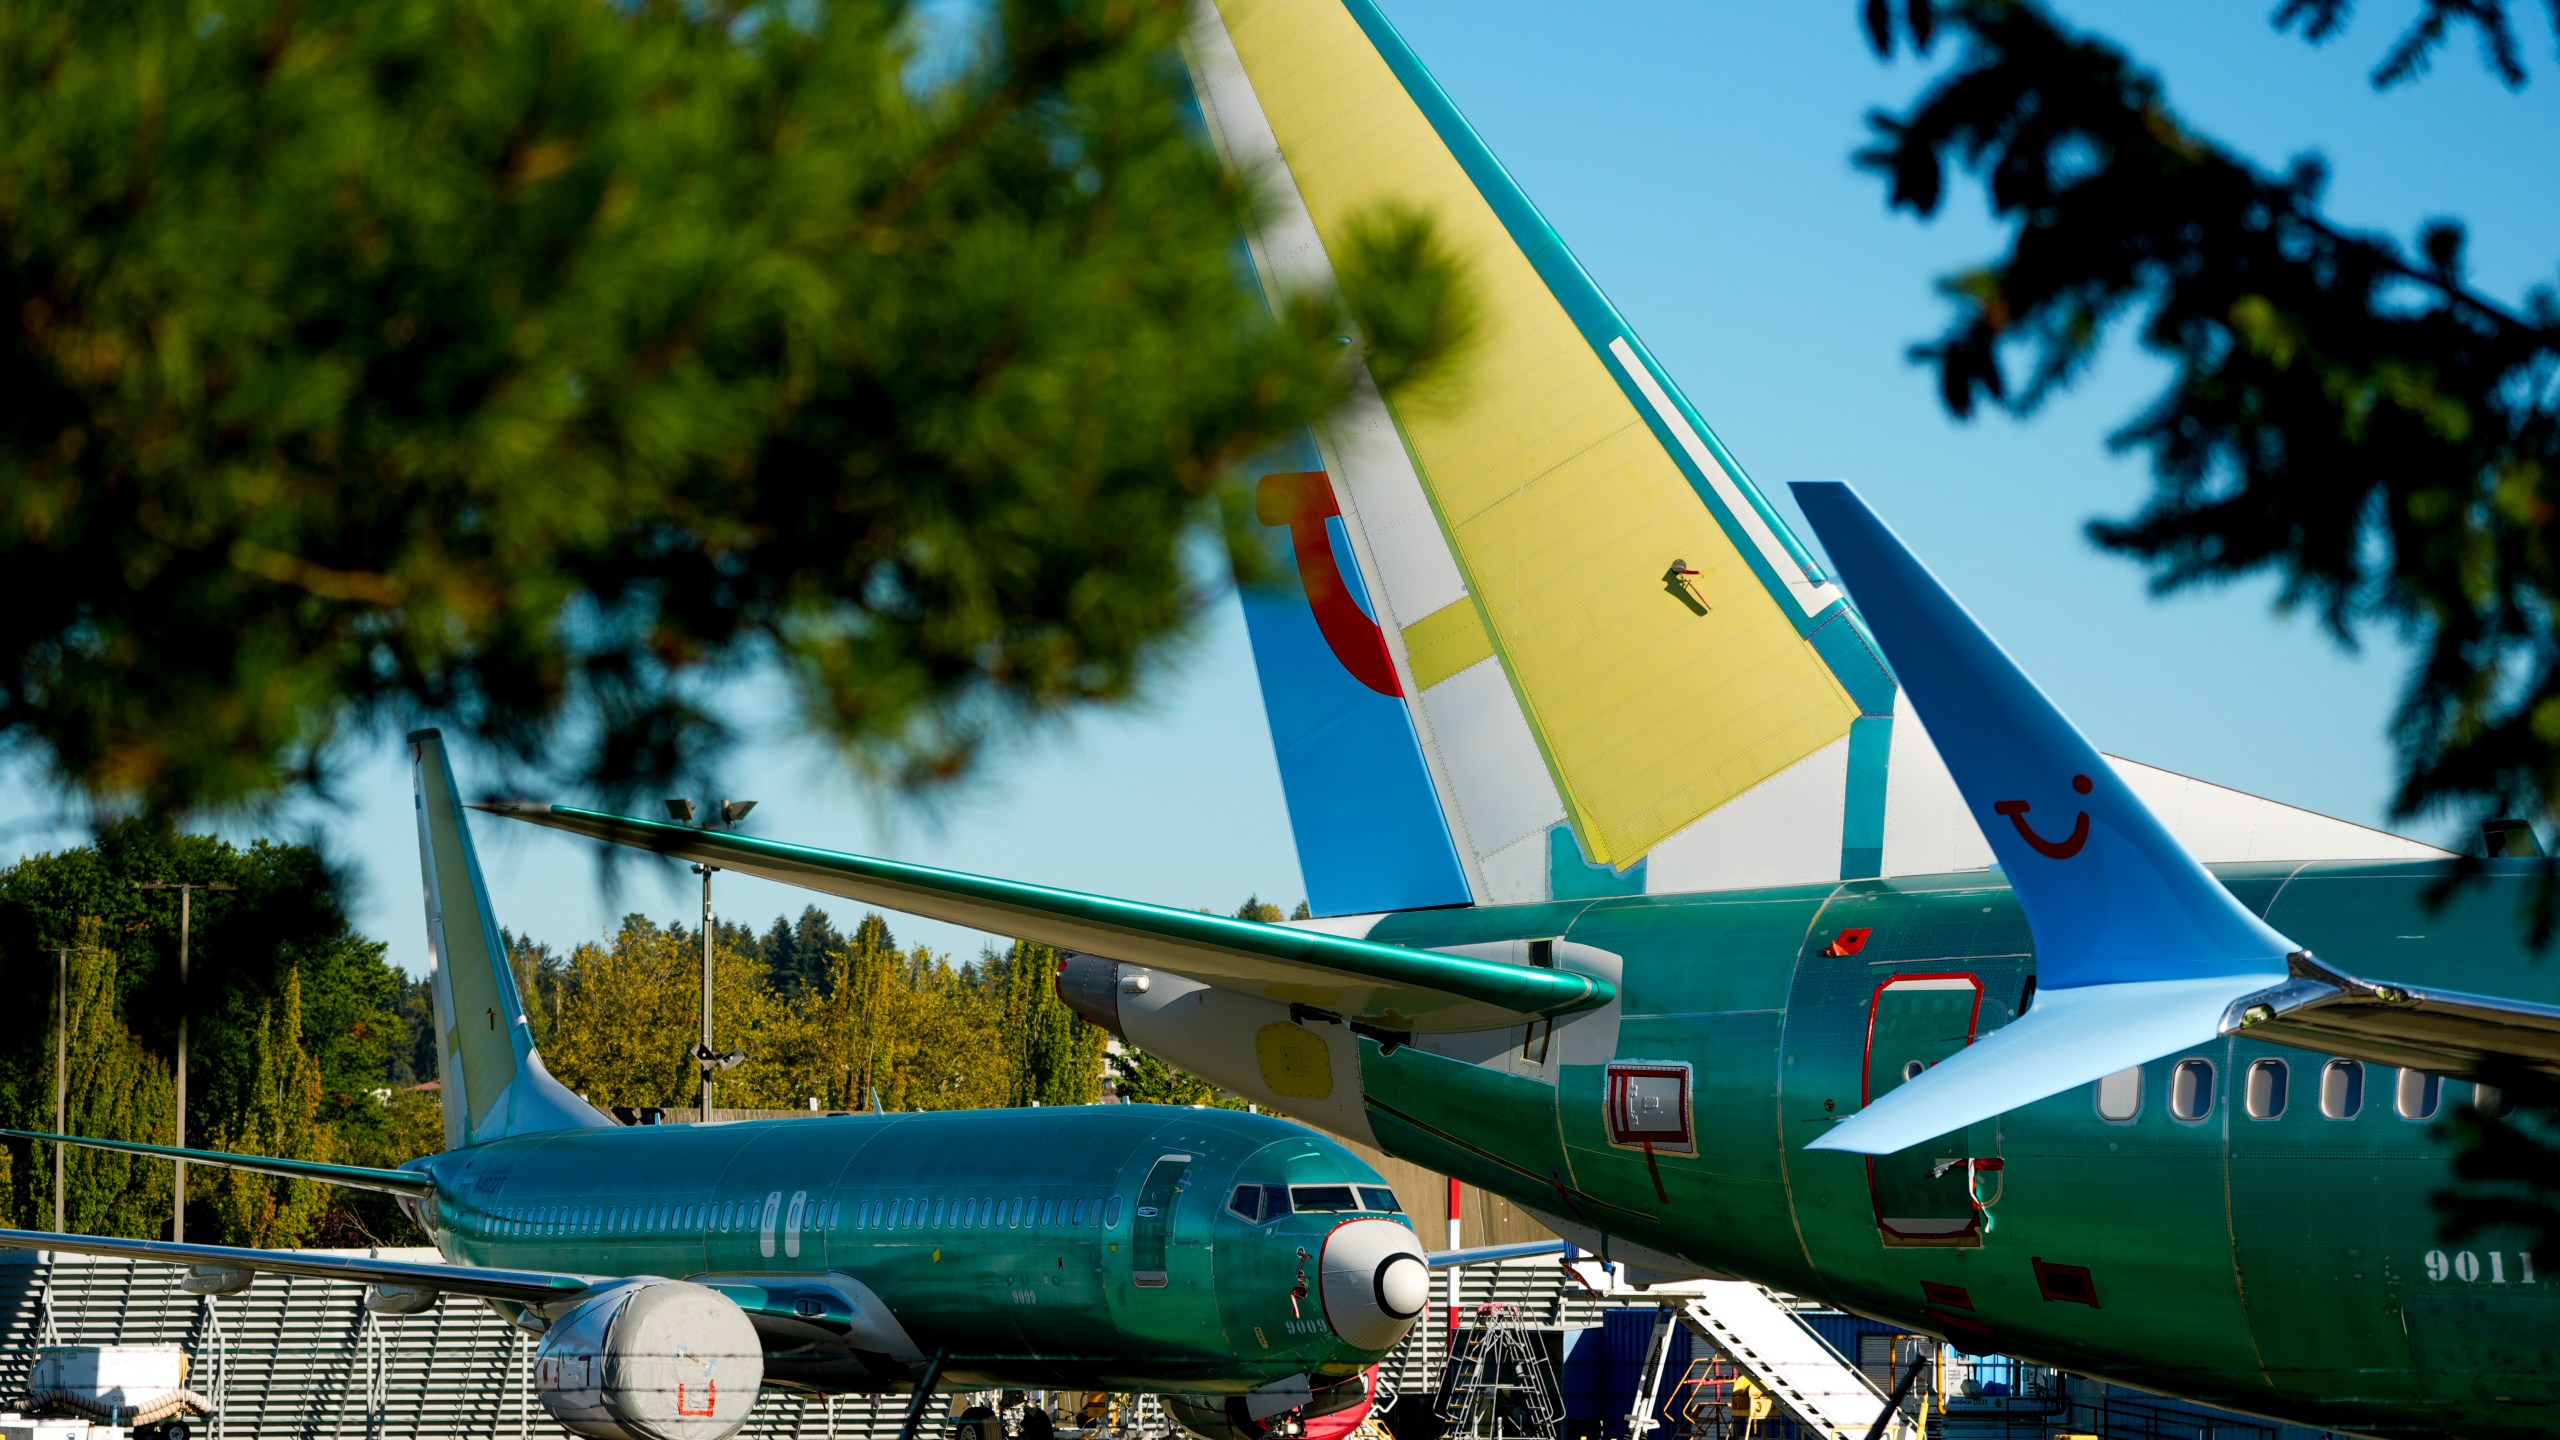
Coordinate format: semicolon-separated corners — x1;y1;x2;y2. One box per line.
1860;972;1987;1244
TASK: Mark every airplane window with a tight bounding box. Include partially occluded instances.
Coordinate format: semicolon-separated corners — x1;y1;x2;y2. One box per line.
1105;1195;1124;1228
2245;1059;2288;1120
2397;1068;2443;1121
1227;1186;1262;1222
1043;1199;1059;1225
933;1199;948;1226
1902;1060;1925;1083
1360;1187;1400;1213
2170;1059;2215;1121
1074;1198;1090;1225
1291;1185;1361;1212
2324;1050;2355;1117
1007;1198;1023;1227
2095;1066;2142;1122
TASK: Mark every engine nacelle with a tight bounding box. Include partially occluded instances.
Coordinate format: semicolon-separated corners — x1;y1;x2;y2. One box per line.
534;1281;763;1440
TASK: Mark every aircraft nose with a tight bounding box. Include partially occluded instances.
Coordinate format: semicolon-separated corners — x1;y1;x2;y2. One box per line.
1319;1218;1429;1352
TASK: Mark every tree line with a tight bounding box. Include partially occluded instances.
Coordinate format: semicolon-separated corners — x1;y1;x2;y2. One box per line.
0;827;1266;1249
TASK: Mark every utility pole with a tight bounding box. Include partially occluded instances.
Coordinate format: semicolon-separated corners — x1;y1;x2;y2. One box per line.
137;880;233;1243
54;945;67;1233
666;799;755;1122
697;859;717;1118
48;939;103;1231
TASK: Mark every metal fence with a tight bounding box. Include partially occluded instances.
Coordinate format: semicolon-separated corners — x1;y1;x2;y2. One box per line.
0;1250;942;1440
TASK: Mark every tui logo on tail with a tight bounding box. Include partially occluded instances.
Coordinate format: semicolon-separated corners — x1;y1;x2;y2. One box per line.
1991;774;2095;860
1257;471;1401;698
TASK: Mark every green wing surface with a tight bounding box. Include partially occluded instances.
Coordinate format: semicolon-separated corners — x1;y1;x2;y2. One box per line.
482;803;1611;1031
3;1129;435;1198
0;1227;590;1305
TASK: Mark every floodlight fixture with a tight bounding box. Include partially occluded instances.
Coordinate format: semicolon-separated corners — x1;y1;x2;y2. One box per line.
665;798;697;823
720;799;758;825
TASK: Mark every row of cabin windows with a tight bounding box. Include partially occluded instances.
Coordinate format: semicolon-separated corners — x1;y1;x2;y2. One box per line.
2095;1058;2501;1125
478;1193;1123;1239
853;1194;1123;1232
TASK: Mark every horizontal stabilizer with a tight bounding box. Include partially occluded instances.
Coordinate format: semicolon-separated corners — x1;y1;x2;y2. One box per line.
1791;482;2299;1155
481;803;1612;1032
0;1227;590;1306
2;1130;433;1198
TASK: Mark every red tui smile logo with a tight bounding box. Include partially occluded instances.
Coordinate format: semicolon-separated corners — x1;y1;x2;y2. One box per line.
1257;471;1401;698
1992;774;2094;860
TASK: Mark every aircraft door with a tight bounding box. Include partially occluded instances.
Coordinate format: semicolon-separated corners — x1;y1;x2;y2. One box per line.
1131;1154;1193;1288
1864;974;1989;1246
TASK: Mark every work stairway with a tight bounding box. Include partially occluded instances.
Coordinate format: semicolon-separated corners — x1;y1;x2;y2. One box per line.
1371;1254;1908;1440
1661;1282;1905;1440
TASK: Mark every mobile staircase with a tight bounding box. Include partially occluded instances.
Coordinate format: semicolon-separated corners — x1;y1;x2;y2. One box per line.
1574;1264;1912;1440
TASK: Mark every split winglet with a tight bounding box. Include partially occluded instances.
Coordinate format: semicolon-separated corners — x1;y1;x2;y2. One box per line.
1790;482;2297;1155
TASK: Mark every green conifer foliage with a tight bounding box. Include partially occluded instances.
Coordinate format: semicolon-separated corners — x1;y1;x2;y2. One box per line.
205;969;334;1247
0;0;1474;825
10;917;181;1238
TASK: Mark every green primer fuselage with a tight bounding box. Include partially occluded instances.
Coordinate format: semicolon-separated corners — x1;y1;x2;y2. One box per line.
1314;860;2556;1439
412;1105;1406;1393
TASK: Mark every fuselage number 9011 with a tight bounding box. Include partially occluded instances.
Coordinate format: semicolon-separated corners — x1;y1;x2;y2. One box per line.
2424;1249;2538;1285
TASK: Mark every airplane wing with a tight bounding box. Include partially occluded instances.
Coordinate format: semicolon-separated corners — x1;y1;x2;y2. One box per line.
1791;481;2560;1154
478;802;1612;1033
3;1129;434;1198
0;1227;592;1306
1792;482;2300;1155
2222;958;2560;1077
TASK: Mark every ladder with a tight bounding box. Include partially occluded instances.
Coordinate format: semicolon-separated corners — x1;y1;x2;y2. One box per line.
1437;1303;1561;1440
1678;1284;1908;1440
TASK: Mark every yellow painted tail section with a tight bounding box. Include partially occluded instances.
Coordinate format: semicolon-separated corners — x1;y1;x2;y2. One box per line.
1201;0;1883;885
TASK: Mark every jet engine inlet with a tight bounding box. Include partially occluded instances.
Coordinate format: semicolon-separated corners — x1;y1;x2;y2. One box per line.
1318;1218;1428;1351
535;1280;763;1440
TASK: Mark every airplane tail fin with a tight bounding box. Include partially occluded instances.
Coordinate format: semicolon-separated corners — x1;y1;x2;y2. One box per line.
410;730;614;1149
1190;2;2439;917
1789;482;2298;1156
1190;0;1891;914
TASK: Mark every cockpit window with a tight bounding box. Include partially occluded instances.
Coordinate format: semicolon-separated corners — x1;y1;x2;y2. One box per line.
1227;1185;1263;1222
1359;1186;1400;1213
1288;1184;1362;1212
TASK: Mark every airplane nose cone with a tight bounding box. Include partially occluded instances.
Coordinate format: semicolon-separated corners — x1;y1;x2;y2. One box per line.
1319;1218;1429;1352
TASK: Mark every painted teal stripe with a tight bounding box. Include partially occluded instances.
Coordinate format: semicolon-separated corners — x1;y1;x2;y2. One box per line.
1807;601;1899;715
1841;714;1892;880
1336;0;1835;637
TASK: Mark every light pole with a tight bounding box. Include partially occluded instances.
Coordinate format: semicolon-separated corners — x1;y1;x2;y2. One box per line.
666;798;754;1120
50;941;101;1233
137;880;233;1243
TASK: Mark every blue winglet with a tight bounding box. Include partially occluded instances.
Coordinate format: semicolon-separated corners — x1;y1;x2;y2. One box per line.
1790;482;2296;1155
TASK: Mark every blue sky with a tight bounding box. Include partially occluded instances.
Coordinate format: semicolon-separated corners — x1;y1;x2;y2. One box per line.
7;2;2556;972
